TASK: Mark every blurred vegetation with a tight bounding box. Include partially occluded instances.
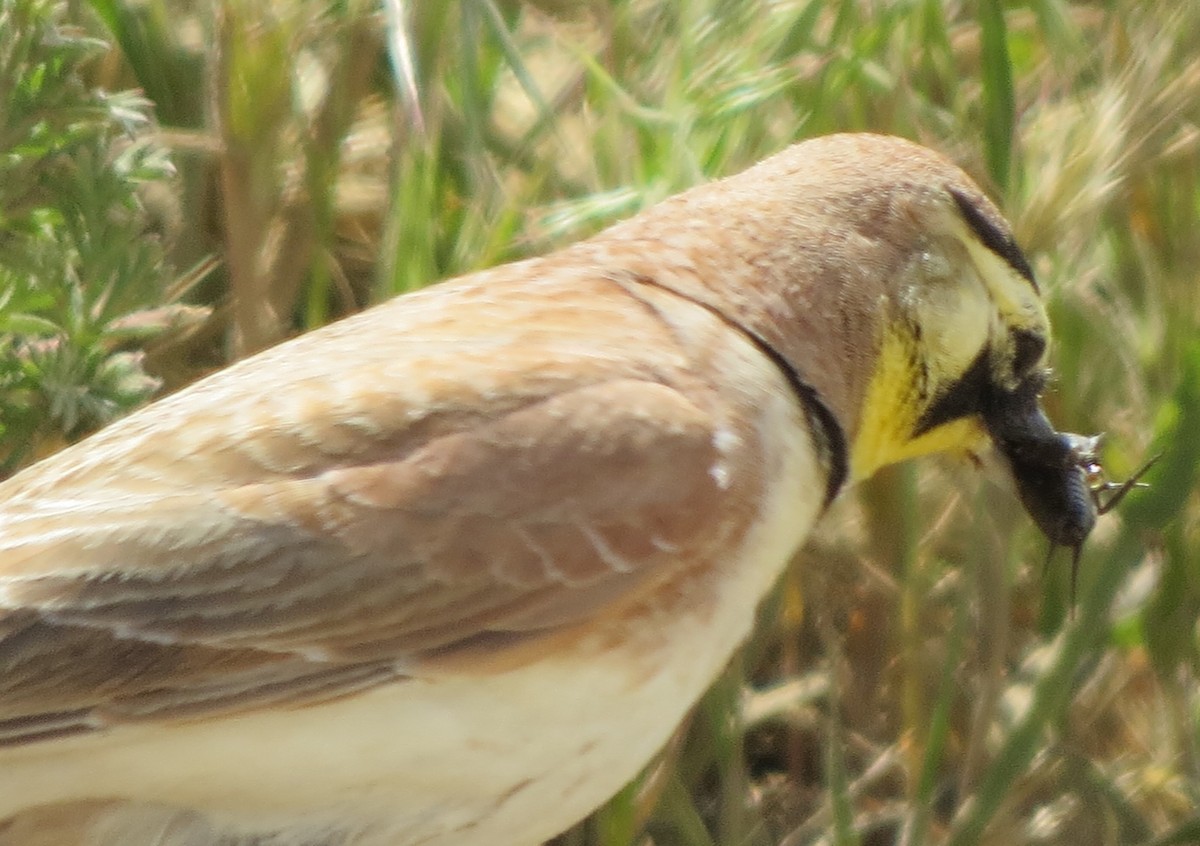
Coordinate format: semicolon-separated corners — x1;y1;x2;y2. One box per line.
0;0;187;470
2;0;1198;844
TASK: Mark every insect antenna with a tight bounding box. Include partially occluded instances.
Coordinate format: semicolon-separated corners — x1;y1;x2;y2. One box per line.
1043;542;1057;578
1068;543;1083;614
1040;541;1080;616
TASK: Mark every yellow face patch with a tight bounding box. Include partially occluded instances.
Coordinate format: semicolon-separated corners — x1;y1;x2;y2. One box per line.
850;326;990;481
848;209;1048;483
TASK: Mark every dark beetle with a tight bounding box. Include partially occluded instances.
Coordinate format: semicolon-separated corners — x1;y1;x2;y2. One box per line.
983;373;1156;601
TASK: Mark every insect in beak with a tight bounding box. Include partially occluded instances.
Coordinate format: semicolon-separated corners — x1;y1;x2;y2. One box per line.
1036;436;1159;606
983;375;1157;607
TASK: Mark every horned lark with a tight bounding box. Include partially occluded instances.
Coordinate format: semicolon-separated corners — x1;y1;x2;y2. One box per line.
0;134;1091;845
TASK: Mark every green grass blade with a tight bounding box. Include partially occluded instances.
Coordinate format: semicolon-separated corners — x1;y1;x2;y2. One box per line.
978;0;1015;189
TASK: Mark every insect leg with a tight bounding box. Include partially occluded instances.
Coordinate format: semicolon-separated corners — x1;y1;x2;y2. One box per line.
1094;453;1161;515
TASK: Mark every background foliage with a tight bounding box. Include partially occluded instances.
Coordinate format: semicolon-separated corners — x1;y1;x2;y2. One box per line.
1;1;1198;844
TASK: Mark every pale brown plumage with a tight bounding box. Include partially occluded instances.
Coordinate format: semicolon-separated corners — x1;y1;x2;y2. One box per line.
0;133;1050;845
0;269;770;728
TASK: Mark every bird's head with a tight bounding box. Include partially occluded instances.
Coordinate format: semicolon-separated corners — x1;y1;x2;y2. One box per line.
813;143;1052;483
600;134;1092;539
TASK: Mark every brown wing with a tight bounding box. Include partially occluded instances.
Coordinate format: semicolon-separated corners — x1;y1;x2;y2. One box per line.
0;273;761;742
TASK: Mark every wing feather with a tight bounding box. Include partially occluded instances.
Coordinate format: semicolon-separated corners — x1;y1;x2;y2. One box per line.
0;377;751;737
0;271;771;741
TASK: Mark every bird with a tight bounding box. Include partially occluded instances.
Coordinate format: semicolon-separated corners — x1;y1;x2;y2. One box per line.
0;133;1063;846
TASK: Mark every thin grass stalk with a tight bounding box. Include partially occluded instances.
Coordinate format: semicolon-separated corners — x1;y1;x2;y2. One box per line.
900;596;970;846
978;0;1015;189
819;612;861;846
